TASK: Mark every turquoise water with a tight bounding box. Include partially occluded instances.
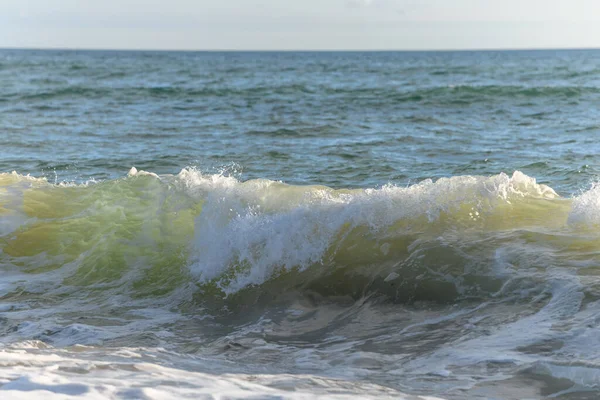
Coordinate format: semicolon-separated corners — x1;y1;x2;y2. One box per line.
2;49;600;399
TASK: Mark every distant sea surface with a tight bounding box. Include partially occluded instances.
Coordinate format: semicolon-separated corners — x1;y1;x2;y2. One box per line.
2;49;600;399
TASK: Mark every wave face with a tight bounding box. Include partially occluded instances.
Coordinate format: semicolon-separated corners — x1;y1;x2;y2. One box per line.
0;169;569;301
4;169;600;398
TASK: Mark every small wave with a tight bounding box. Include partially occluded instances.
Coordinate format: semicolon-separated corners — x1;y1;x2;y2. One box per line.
11;83;315;102
322;85;600;106
9;83;598;107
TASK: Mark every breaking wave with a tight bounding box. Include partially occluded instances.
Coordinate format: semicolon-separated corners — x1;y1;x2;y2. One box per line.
1;168;598;310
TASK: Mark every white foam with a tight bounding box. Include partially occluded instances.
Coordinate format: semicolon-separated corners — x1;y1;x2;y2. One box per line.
568;181;600;225
127;167;159;179
0;344;443;400
179;169;559;292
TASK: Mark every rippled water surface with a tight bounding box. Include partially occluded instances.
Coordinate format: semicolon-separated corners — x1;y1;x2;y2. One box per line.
3;49;600;191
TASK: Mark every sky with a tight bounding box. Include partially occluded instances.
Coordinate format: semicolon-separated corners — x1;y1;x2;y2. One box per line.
1;0;600;50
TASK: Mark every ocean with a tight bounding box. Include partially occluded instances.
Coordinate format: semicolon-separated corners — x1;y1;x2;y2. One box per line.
2;49;600;399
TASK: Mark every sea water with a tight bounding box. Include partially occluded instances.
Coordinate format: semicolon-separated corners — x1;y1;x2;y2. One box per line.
2;49;600;399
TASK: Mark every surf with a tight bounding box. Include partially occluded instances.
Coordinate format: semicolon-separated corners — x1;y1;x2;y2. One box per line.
1;168;595;308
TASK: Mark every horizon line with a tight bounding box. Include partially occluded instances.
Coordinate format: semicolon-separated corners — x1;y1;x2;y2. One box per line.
1;46;600;53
